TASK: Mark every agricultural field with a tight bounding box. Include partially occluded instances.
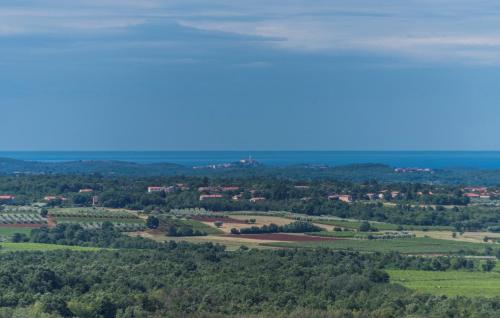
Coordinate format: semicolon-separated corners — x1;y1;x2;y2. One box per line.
308;230;362;238
134;211;500;256
49;207;145;232
0;213;46;225
0;242;101;252
49;207;138;219
134;232;278;251
312;218;453;231
0;227;32;239
200;214;297;234
156;215;225;235
266;237;494;255
0;209;48;240
388;269;500;298
413;230;500;244
180;219;224;235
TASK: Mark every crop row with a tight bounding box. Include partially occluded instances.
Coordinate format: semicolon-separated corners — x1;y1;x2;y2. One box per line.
0;214;46;224
170;208;208;215
56;221;146;232
50;211;138;219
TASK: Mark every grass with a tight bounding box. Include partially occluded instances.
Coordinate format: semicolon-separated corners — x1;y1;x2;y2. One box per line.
0;227;33;238
388;269;500;297
181;219;224;235
266;237;494;255
0;242;101;252
308;231;366;238
55;217;144;224
313;219;453;231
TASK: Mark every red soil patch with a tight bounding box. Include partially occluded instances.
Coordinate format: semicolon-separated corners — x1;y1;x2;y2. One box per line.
0;223;46;228
191;216;246;224
47;216;56;228
226;233;340;242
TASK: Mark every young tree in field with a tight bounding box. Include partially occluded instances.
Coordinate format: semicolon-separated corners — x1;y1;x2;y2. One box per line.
146;216;159;229
483;259;496;272
359;221;372;232
214;221;223;228
230;228;240;234
40;208;48;218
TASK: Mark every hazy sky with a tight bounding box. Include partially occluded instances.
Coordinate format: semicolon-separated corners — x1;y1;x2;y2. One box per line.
2;0;500;150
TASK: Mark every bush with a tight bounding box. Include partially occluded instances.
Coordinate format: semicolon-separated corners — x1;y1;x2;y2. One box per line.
231;228;240;235
146;216;159;229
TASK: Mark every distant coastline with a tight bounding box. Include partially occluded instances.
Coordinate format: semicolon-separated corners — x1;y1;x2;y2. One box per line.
1;151;500;169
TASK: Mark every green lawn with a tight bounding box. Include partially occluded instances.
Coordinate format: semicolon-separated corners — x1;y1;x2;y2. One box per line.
0;242;101;252
388;269;500;297
266;237;493;255
0;227;33;238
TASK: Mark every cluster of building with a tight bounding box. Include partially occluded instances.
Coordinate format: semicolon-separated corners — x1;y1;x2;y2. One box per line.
0;195;15;202
44;196;67;202
462;186;494;200
328;194;353;203
198;186;240;193
0;188;98;206
193;157;259;170
198;186;266;202
328;190;425;204
197;186;242;201
394;167;433;173
147;184;189;194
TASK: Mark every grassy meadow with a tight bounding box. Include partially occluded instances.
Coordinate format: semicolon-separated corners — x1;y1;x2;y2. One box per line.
0;242;101;252
266;237;494;255
388;269;500;297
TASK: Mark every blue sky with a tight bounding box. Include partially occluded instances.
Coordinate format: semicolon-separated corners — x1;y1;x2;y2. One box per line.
2;0;500;150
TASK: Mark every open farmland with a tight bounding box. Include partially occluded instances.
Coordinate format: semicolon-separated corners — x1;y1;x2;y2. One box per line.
179;218;224;235
0;213;46;226
312;218;454;231
226;233;338;242
413;230;500;244
266;237;495;255
49;208;145;232
0;227;32;239
132;232;279;250
0;242;101;252
388;269;500;297
49;207;138;219
155;215;225;235
198;214;297;234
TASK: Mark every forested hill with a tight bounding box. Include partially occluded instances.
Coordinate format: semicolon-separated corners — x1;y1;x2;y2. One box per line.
1;157;500;184
0;158;187;176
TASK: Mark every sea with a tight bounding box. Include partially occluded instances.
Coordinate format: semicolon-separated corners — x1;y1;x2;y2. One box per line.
1;151;500;169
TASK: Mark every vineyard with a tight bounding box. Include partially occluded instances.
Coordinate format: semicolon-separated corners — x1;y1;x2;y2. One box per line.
49;208;145;232
0;214;46;225
49;208;138;219
55;220;146;231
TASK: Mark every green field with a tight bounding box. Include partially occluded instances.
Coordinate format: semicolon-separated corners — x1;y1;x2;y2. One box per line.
308;231;365;238
50;207;138;219
267;237;493;254
314;219;453;231
56;217;144;223
181;219;224;235
388;269;500;297
0;227;33;238
0;242;101;252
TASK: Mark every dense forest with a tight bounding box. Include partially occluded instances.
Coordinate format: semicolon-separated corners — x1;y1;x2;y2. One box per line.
0;235;500;317
4;157;500;184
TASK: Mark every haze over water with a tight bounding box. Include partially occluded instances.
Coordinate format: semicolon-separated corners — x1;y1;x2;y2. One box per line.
1;151;500;169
